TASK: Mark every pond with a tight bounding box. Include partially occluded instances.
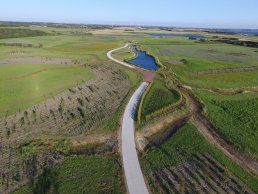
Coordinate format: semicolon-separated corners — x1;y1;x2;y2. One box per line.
128;46;159;71
147;33;207;39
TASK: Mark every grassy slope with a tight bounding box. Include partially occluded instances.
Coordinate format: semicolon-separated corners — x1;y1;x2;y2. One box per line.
194;90;258;158
0;63;93;117
95;55;143;134
141;75;180;118
14;155;123;194
141;123;258;193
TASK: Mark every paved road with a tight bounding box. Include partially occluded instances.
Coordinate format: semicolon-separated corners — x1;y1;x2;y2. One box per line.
121;82;149;194
107;43;135;69
107;44;150;194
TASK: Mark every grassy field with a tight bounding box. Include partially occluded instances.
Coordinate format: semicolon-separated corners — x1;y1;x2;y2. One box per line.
14;155;123;194
141;75;180;120
0;29;134;118
141;123;258;193
0;28;48;39
0;63;93;117
194;90;258;158
0;35;122;60
139;36;258;89
111;46;135;61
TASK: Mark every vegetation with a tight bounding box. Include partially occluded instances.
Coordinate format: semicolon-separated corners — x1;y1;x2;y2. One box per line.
140;37;258;89
96;66;142;133
0;28;48;39
141;75;180;121
112;46;135;61
14;155;123;194
194;90;258;158
1;26;258;193
0;63;93;117
141;123;258;193
0;28;134;193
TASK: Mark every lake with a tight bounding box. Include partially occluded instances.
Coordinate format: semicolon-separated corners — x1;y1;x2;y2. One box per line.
147;33;207;39
128;46;159;71
216;29;258;36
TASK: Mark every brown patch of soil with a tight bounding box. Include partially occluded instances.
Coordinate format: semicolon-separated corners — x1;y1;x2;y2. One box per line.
134;67;156;82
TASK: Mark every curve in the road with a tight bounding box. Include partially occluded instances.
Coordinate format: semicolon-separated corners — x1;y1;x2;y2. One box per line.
107;44;150;194
107;43;135;69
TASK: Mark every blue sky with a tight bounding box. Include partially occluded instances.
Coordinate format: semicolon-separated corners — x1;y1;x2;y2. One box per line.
1;0;258;29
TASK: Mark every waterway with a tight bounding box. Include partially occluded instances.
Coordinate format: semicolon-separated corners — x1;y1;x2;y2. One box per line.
128;46;159;71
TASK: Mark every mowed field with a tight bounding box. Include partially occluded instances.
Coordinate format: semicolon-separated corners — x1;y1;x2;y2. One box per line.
0;63;93;117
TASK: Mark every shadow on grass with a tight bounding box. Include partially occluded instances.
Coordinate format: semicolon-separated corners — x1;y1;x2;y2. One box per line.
28;168;59;194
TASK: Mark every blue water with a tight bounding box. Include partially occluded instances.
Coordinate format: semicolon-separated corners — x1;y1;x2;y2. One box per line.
147;33;207;39
216;29;258;36
128;46;159;71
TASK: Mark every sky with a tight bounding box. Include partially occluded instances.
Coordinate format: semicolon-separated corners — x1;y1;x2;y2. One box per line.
1;0;258;29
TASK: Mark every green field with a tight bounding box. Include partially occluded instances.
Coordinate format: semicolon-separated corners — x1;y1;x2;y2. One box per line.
0;63;93;117
141;123;258;193
14;155;123;194
139;36;258;89
194;90;258;158
141;75;180;119
0;28;48;39
111;46;135;61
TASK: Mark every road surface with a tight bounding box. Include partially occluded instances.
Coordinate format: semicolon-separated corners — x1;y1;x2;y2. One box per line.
107;44;150;194
107;43;135;69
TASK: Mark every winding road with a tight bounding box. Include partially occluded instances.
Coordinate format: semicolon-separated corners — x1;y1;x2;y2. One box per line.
107;44;150;194
107;43;135;69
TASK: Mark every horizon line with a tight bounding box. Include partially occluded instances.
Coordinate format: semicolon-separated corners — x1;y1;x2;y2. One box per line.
1;20;258;30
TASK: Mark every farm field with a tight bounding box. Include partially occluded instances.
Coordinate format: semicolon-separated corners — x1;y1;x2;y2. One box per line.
140;123;258;193
194;90;258;158
13;155;124;194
